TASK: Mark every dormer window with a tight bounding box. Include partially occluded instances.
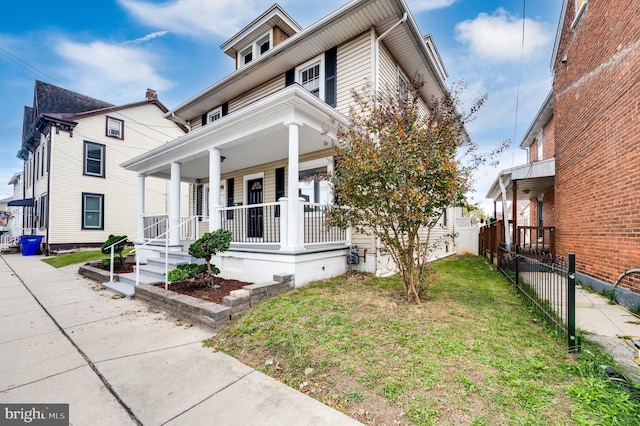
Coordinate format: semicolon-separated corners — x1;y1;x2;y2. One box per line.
237;31;272;68
258;34;270;55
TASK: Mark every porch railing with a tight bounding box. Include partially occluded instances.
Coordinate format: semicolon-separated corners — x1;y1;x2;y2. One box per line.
143;215;199;241
480;222;556;262
218;202;282;244
1;228;40;251
302;202;347;245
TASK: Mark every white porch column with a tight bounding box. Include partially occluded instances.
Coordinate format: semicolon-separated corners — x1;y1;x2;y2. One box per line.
169;162;181;247
137;174;146;242
285;122;302;250
209;148;222;231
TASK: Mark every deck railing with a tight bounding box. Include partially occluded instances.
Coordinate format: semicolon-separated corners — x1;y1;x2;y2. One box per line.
302;202;347;245
480;221;556;261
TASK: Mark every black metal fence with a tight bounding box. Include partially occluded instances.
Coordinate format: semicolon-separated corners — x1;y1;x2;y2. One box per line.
498;244;581;353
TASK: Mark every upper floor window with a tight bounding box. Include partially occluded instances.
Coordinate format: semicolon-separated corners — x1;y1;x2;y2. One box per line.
237;31;272;69
296;56;324;100
106;116;124;139
398;69;409;101
572;0;588;28
84;141;105;178
536;131;543;161
207;107;222;123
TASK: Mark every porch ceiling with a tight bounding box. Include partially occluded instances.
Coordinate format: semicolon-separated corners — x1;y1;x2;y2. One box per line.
121;85;349;181
486;158;556;202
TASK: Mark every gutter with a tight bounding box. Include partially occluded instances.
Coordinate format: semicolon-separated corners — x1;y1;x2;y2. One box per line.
169;112;191;132
374;12;408;94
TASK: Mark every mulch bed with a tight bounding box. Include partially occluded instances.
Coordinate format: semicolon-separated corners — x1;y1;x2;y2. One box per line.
154;276;253;305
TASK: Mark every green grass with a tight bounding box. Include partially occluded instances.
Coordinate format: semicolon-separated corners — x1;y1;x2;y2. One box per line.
41;248;133;268
208;255;640;425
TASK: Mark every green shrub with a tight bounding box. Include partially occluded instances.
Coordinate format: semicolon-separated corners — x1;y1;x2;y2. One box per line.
167;263;207;283
101;234;127;266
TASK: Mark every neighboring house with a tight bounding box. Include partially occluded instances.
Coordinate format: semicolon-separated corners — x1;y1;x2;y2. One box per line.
15;81;188;253
6;172;25;242
122;0;461;286
486;0;640;305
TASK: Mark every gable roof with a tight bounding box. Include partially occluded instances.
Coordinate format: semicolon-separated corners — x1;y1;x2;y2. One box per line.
220;3;302;58
169;0;448;120
33;80;114;116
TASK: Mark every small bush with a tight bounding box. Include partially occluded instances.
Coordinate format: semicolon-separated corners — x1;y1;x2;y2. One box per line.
167;263;207;282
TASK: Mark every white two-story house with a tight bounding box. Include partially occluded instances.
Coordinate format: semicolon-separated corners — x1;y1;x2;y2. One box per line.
16;81;188;254
122;0;460;286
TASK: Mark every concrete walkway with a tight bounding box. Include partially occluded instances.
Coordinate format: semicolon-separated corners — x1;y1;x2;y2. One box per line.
574;286;640;383
0;253;362;426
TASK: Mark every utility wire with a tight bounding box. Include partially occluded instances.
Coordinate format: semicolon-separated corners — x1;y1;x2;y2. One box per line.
511;0;527;167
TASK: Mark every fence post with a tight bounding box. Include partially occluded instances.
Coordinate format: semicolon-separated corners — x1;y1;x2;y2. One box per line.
514;244;519;289
567;253;579;353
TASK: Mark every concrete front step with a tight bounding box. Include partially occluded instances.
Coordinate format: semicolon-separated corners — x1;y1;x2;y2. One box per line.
103;280;135;298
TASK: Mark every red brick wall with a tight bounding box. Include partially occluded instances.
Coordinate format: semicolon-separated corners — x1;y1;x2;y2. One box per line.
553;0;640;292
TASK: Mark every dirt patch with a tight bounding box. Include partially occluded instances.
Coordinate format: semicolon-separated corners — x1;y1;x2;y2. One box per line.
155;275;253;305
93;262;135;274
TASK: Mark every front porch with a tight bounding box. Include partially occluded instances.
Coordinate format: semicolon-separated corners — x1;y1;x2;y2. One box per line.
121;85;354;286
135;200;352;286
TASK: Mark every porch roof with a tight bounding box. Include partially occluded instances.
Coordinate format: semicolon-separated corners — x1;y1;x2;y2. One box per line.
486;157;556;201
121;85;350;181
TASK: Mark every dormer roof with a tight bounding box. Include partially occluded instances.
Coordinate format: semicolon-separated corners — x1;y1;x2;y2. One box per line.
220;4;302;59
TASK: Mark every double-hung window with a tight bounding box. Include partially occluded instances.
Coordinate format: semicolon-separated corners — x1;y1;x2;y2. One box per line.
106;116;124;139
296;56;324;100
82;193;104;230
84;141;105;177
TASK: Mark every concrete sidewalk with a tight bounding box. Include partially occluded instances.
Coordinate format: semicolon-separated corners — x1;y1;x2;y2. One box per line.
575;286;640;383
0;253;362;426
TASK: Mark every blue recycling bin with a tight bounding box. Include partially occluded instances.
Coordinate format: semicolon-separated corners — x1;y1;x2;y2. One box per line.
20;235;43;256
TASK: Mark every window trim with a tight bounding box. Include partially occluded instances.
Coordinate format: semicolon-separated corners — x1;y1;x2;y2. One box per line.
571;0;588;28
83;141;106;178
207;107;222;124
82;192;104;230
106;116;124;139
237;31;272;69
39;194;47;229
298;157;332;212
295;55;325;101
536;130;543;161
398;67;409;100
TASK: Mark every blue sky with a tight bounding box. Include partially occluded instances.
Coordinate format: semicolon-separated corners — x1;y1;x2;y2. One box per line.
0;0;562;213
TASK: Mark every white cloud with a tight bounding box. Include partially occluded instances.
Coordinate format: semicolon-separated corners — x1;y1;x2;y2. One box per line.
124;31;169;45
118;0;265;39
455;8;552;64
407;0;457;13
54;40;172;103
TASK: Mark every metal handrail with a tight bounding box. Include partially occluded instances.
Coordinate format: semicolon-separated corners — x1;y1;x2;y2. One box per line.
134;216;199;289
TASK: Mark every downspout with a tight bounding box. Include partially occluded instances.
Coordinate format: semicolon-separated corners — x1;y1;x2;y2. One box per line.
374;12;408;94
372;12;407;275
45;132;52;255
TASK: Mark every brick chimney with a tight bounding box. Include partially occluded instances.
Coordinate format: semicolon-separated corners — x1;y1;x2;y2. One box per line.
145;88;158;101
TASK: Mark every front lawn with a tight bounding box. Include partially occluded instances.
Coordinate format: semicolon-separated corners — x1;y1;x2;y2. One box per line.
207;255;640;425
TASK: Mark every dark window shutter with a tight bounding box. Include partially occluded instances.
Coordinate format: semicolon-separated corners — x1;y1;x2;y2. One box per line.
285;68;295;86
227;178;234;220
333;155;341;205
196;185;203;219
222;102;229;116
201;113;207;126
275;167;285;217
325;47;337;107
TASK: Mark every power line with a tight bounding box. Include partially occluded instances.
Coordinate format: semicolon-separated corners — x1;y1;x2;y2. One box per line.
511;0;527;167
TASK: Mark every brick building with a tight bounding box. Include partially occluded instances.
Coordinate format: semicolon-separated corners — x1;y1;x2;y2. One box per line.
486;0;640;308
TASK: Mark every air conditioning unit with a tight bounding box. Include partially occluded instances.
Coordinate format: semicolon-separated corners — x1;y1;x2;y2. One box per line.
108;128;120;137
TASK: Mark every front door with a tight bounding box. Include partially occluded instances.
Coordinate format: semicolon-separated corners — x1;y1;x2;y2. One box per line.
247;178;263;239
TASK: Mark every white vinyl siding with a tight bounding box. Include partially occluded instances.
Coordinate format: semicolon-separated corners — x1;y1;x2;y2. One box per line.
228;75;285;113
335;31;372;115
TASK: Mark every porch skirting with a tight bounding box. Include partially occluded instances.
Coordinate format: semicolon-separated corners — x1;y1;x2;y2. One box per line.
213;245;350;287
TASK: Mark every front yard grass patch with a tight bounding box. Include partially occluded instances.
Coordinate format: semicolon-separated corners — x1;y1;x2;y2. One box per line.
207;255;640;425
42;248;133;268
